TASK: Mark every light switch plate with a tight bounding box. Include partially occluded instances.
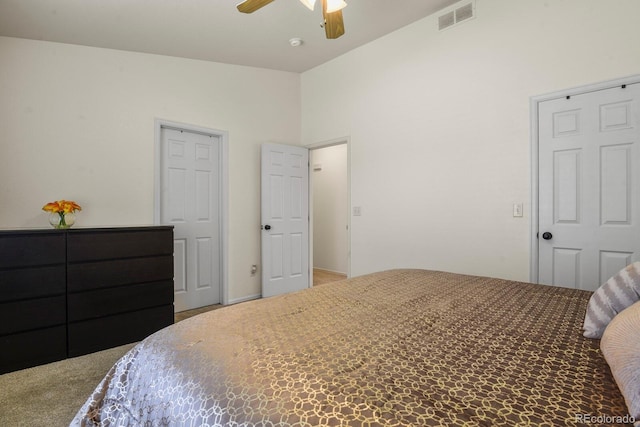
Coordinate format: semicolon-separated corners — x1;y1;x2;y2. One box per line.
513;203;523;217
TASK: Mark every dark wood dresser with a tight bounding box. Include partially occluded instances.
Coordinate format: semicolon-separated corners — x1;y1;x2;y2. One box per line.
0;226;174;374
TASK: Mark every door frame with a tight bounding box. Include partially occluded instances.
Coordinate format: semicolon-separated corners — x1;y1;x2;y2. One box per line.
305;136;351;284
529;74;640;283
153;118;230;305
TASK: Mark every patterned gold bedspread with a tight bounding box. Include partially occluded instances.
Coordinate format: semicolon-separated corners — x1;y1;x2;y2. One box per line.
72;269;630;426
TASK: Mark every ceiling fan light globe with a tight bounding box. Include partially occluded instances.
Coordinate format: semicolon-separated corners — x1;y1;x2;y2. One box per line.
299;0;316;11
325;0;347;13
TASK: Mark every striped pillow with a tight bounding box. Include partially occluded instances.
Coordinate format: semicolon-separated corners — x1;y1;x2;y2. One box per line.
583;262;640;339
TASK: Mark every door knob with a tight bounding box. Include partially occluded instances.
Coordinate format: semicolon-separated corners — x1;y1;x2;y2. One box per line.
542;232;552;240
264;224;271;230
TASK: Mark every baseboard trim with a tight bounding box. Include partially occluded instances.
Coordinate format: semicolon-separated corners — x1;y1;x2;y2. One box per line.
314;267;347;276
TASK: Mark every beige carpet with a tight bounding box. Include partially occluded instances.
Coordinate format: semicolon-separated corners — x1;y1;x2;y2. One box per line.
0;343;136;427
313;268;347;286
0;304;221;427
174;303;223;322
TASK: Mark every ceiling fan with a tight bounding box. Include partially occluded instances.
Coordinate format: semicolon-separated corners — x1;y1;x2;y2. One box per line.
236;0;347;39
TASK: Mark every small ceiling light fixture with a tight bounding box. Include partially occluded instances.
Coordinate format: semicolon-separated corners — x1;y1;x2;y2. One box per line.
299;0;316;11
289;37;303;47
325;0;347;13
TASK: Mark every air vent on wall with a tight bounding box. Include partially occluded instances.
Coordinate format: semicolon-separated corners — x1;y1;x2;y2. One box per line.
438;1;475;31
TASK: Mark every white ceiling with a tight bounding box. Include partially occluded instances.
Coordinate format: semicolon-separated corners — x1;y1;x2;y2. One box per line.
0;0;460;73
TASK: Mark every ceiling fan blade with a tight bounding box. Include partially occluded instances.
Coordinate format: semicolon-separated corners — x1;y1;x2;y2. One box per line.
322;0;345;39
237;0;275;13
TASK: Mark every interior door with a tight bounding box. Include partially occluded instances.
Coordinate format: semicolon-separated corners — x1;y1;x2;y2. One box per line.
160;127;221;311
538;83;640;290
261;143;309;298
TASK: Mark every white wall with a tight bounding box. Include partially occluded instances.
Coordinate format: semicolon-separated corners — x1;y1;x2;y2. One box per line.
311;144;348;274
3;0;640;301
301;0;640;281
0;37;301;302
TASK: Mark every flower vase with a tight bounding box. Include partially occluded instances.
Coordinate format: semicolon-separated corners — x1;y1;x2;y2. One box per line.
49;212;76;229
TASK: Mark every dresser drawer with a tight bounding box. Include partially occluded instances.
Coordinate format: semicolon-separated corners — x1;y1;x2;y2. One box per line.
0;326;67;374
0;233;65;269
67;229;173;262
0;265;66;303
67;255;174;292
68;280;174;321
0;295;66;335
68;305;174;357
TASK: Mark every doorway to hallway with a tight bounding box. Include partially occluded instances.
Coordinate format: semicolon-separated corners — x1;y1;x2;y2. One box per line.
309;142;349;284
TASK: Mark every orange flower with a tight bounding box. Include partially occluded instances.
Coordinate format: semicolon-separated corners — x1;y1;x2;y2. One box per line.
42;202;61;213
61;200;82;214
42;200;82;214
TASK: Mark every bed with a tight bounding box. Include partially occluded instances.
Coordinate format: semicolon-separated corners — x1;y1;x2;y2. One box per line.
71;269;637;426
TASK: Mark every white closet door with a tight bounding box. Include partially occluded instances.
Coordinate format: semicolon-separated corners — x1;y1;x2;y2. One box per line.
538;84;640;290
161;127;221;311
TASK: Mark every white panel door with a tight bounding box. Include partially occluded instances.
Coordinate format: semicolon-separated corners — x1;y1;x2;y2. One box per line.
261;143;309;298
161;127;220;311
538;83;640;290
